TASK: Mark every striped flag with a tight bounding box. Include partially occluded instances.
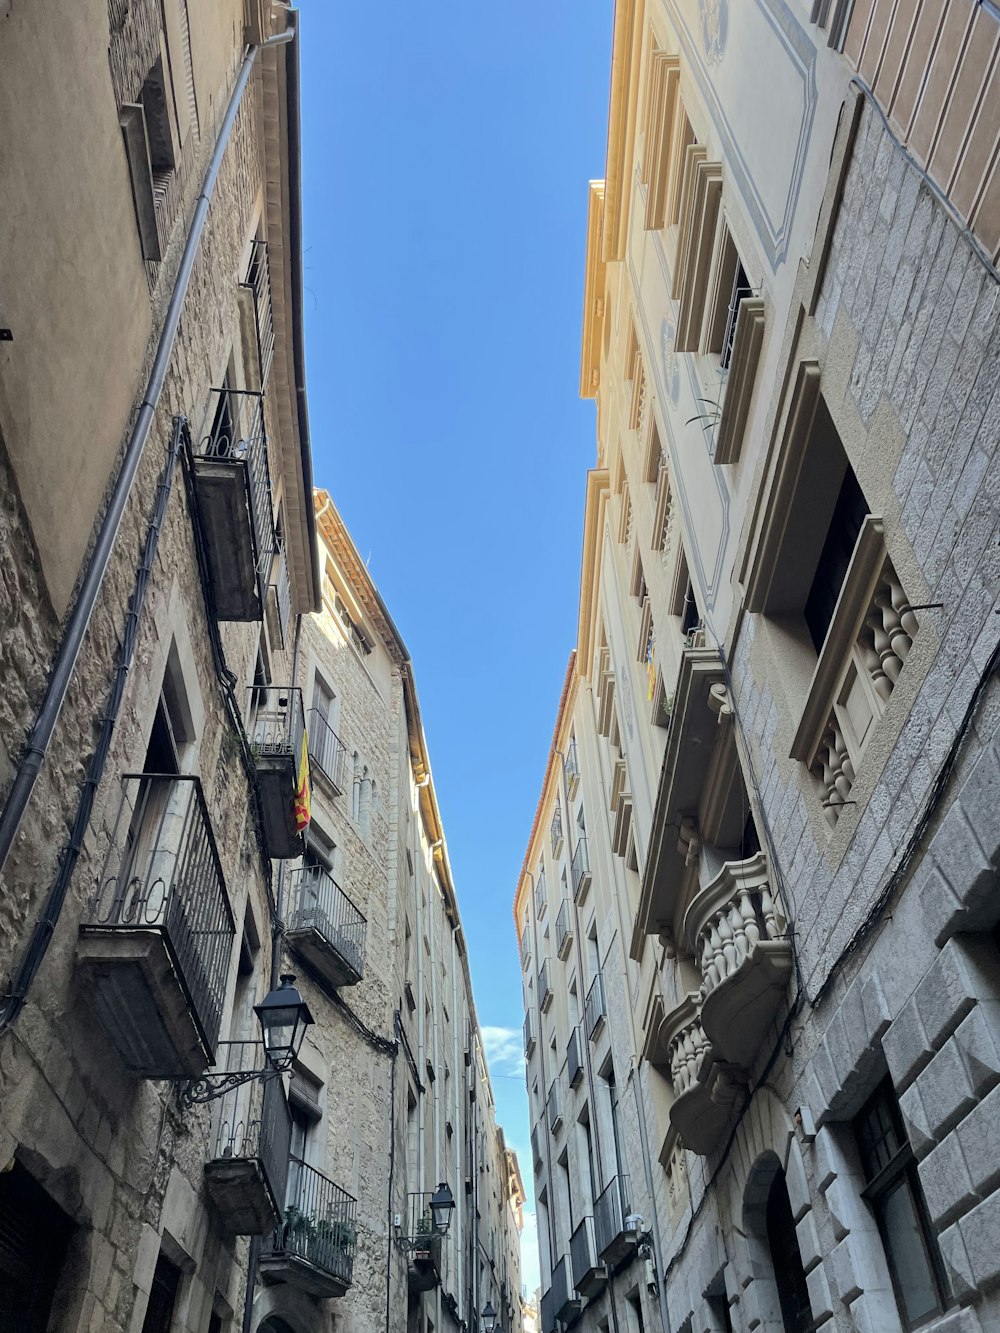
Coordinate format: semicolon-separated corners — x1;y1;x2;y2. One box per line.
293;730;311;834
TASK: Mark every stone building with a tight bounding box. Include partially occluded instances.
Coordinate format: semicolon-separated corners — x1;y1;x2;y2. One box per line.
253;491;524;1333
518;4;1000;1333
0;5;522;1333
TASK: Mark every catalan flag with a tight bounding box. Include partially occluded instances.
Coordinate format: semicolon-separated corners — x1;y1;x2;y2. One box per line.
293;730;311;834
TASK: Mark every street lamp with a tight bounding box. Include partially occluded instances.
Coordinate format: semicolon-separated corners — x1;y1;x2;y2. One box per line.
180;974;313;1106
481;1300;498;1332
429;1181;456;1235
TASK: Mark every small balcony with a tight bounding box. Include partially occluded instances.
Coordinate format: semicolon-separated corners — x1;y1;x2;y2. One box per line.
547;1077;563;1135
563;738;580;797
203;1041;291;1235
585;972;606;1041
571;1216;607;1298
594;1174;635;1266
260;1159;357;1298
285;865;366;988
539;1287;555;1333
571;835;591;904
191;389;276;622
524;1008;537;1059
552;1253;582;1324
248;685;307;858
567;1026;584;1089
550;805;564;859
534;874;547;920
539;959;553;1013
78;774;234;1077
306;707;347;796
238;238;275;390
520;921;532;971
531;1121;544;1168
555;899;573;960
402;1192;444;1293
682;852;791;1066
656;994;741;1157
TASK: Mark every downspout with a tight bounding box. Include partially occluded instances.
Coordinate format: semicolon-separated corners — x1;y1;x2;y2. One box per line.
1;23;297;1043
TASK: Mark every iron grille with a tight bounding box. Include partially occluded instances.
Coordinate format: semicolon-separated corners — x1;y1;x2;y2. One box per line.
210;1040;291;1210
241;239;276;387
584;972;606;1040
197;387;276;592
555;900;572;956
84;773;234;1055
264;1159;357;1286
594;1174;631;1258
571;836;590;900
248;685;305;759
286;865;367;980
306;707;347;793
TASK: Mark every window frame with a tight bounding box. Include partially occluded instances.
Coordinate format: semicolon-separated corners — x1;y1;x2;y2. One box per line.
854;1081;949;1330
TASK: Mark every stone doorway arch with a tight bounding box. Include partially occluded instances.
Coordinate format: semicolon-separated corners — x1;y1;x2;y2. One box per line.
743;1151;814;1333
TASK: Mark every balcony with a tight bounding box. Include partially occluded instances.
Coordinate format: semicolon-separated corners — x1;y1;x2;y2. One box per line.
564;739;580;797
264;538;291;650
203;1042;291;1234
571;1216;607;1298
647;993;741;1157
547;1078;563;1135
260;1159;357;1298
248;685;307;858
535;873;547;919
584;972;606;1041
539;1287;556;1333
539;959;553;1014
552;1253;582;1324
550;805;564;858
594;1174;636;1266
306;707;347;796
531;1121;544;1169
238;238;275;390
285;865;366;988
682;852;791;1065
571;835;591;904
402;1192;444;1293
567;1026;584;1089
524;1008;537;1059
555;899;573;961
78;774;234;1077
191;388;276;623
520;921;531;970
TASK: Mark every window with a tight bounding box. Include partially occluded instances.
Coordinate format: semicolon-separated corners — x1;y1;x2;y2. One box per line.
141;1251;183;1333
335;595;372;656
854;1081;948;1328
0;1163;74;1333
803;460;868;653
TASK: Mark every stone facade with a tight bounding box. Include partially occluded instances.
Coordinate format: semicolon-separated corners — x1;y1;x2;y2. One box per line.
519;5;1000;1333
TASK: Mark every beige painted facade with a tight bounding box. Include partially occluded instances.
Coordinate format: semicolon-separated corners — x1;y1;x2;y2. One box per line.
520;4;1000;1333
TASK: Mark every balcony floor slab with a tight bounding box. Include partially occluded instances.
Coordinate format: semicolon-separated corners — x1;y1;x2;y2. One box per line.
700;939;793;1066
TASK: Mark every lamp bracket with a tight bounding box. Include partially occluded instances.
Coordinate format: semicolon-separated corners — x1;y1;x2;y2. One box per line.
179;1060;287;1108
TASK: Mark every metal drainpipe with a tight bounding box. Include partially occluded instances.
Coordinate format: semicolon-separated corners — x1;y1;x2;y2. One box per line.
0;23;296;1042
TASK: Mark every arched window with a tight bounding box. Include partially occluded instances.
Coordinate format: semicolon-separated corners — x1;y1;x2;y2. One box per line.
765;1171;813;1333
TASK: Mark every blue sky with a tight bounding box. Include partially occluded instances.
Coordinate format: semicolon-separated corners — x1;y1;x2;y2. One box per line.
298;1;613;1295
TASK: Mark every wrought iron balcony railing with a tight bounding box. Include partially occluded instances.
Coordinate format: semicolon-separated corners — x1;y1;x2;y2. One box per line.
566;1026;584;1089
539;958;553;1013
523;1008;536;1059
547;1077;563;1134
79;773;234;1076
247;685;307;858
520;921;531;969
594;1174;632;1262
534;872;547;919
306;707;347;795
563;737;580;795
550;804;564;857
571;835;591;903
240;238;275;389
556;899;573;960
261;1158;357;1298
192;388;276;621
585;971;606;1040
204;1040;291;1234
285;864;366;987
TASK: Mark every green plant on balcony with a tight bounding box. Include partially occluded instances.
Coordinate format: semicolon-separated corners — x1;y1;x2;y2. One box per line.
282;1205;357;1261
